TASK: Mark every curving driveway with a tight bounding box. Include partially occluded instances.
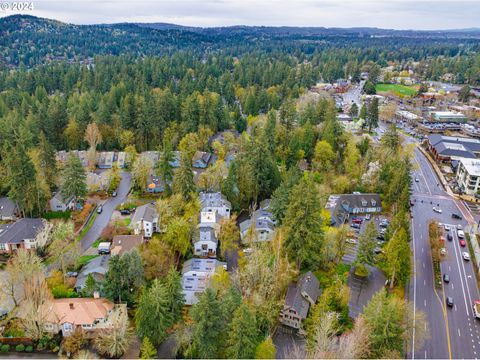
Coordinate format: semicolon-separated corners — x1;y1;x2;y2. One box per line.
80;172;132;252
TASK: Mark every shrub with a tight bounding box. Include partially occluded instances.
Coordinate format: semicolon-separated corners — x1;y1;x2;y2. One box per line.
15;344;25;352
1;344;10;352
25;345;33;353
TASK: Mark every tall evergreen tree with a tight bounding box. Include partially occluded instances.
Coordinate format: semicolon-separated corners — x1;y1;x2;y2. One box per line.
226;303;260;359
61;154;87;201
173;152;196;201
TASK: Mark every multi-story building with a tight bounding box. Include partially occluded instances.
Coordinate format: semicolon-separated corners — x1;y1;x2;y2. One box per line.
456;158;480;195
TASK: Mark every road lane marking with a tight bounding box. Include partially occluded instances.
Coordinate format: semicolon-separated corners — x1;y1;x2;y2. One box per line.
455;304;458;311
459;328;462;337
423;262;425;268
424;299;426;307
452;284;454;290
451;229;470;316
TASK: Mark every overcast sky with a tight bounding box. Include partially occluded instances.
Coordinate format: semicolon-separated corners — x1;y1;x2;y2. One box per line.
2;0;480;30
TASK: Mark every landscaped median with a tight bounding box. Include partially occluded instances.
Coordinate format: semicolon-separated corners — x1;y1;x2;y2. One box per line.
429;221;443;288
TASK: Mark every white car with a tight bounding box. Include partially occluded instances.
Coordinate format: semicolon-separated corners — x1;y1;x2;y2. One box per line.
444;224;450;231
457;224;463;230
440;248;447;256
346;238;358;245
458;230;465;239
433;207;442;214
463;252;471;261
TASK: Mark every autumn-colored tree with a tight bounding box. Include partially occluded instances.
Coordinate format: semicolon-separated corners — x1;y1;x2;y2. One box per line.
84;122;102;170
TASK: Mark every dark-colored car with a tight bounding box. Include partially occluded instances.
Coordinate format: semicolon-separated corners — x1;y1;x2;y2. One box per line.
0;310;8;320
351;223;361;229
447;233;453;241
446;297;454;307
352;218;362;224
443;274;450;283
452;213;462;220
120;209;130;215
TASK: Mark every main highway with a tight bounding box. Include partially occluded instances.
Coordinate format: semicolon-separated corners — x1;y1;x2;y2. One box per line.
407;134;480;359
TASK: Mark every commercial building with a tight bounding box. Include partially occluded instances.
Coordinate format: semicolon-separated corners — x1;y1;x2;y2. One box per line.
456;158;480;195
427;134;480;162
429;111;467;123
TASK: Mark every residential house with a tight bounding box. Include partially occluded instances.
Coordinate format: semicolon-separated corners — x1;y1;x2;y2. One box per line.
198;211;221;234
41;297;124;337
0;218;45;253
49;191;76;212
193;227;218;258
56;150;90;168
147;175;166;194
110;235;144;256
427;134;480;162
326;193;382;226
192;151;212;169
142;151;160;167
182;258;227;305
116;152;128;168
96;152;115;169
74;255;110;292
86;172;110;193
239;207;276;243
199;192;232;219
0;197;18;221
130;203;159;238
279;271;321;330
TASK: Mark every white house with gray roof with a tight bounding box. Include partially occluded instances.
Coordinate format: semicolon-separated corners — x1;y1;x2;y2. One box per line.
279;271;320;330
182;258;227;305
239;201;276;243
130;203;159;238
193;227;218;258
0;218;45;254
75;255;110;292
199;192;231;219
49;191;76;212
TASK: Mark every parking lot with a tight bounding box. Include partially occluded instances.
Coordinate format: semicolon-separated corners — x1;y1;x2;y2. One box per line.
343;214;388;317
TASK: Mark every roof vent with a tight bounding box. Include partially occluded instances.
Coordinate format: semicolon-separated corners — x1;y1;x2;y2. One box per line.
69;303;74;309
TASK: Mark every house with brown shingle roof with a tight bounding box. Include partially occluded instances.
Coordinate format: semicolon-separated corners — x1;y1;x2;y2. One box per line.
41;297;124;337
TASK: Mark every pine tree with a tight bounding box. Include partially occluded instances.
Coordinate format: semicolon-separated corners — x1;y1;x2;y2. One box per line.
226;303;260;359
156;140;174;195
140;337;157;359
367;98;379;131
61;154;87;201
173;152;195;201
38;132;58;191
383;228;411;287
283;177;325;269
255;337;276;359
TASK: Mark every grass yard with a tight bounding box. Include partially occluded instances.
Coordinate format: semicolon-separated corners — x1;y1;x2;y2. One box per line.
375;83;418;97
77;254;99;267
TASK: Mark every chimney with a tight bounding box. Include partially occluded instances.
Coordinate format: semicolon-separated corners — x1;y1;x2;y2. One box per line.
69;303;74;309
93;291;100;299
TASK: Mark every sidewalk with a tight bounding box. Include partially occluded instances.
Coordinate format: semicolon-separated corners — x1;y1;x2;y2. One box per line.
416;145;454;196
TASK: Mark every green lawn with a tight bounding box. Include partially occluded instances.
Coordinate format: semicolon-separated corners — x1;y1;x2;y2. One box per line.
76;211;98;242
375;83;418;96
77;254;99;267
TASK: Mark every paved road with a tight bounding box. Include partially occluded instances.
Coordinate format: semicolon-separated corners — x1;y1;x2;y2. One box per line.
406;132;480;359
80;172;131;251
341;80;365;107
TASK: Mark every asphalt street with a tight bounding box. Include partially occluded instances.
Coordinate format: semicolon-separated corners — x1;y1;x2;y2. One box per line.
80;171;132;251
408;135;480;359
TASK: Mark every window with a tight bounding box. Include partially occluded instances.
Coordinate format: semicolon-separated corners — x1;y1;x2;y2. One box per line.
0;243;6;251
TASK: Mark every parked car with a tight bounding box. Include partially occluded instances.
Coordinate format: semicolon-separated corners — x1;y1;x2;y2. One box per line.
460;239;466;247
444;224;450;231
365;214;371;220
97;205;103;214
374;247;383;254
433;207;442;214
458;230;465;238
452;213;462;219
440;248;447;256
66;271;78;278
446;297;454;307
463;252;471;261
447;233;453;241
112;191;117;197
352;218;362;224
415;178;420;182
351;223;361;229
120;209;131;215
457;225;463;230
443;274;450;283
346;238;358;245
0;310;8;320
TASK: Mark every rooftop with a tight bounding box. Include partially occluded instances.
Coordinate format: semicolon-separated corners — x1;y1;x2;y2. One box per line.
43;298;114;326
0;218;44;244
460;158;480;176
110;235;144;256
